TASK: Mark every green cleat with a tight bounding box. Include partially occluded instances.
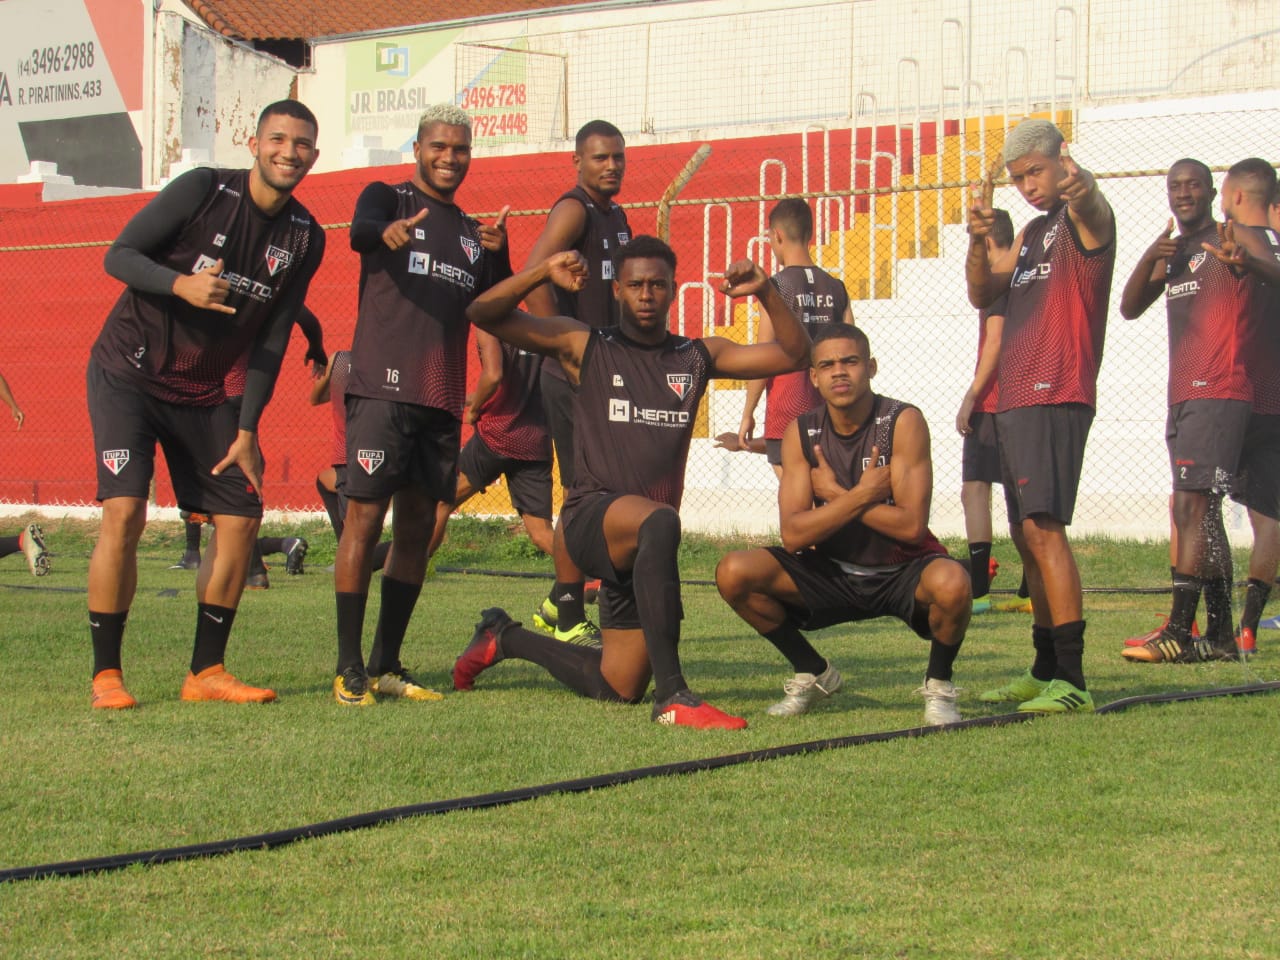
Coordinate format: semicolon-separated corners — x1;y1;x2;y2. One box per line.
555;618;602;648
977;670;1048;704
1017;678;1094;714
530;598;558;635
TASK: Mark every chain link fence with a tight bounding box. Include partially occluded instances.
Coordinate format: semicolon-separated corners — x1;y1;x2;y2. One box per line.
4;0;1280;540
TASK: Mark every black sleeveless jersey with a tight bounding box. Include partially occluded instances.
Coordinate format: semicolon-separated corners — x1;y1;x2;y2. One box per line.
544;185;632;381
92;168;321;406
564;327;711;513
795;394;946;569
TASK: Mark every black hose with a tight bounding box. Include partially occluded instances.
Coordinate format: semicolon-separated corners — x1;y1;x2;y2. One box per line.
3;680;1276;885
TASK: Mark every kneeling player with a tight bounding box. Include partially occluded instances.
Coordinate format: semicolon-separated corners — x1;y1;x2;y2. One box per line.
452;237;811;729
716;324;971;725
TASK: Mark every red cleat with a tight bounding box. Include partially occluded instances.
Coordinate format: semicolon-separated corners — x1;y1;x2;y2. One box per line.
652;690;748;729
1237;626;1257;657
453;608;510;690
1124;615;1200;647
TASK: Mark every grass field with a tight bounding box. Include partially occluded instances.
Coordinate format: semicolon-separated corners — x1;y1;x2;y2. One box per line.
1;515;1278;958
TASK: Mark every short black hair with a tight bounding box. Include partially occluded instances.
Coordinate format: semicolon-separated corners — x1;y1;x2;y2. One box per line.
990;209;1014;250
1170;157;1214;188
575;120;624;151
811;321;870;356
614;234;676;275
1226;157;1277;206
768;198;814;244
257;99;318;138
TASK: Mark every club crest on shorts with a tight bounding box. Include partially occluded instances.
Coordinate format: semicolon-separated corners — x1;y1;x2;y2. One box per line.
460;236;481;264
357;449;385;474
666;373;692;399
102;449;130;475
265;245;293;276
1188;251;1207;273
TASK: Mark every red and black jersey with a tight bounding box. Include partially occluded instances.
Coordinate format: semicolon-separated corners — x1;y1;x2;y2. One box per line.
476;341;550;462
1236;225;1280;414
1163;223;1252;406
93;168;322;408
329;350;351;467
997;201;1115;411
763;265;850;439
346;181;511;415
564;327;711;513
795;395;946;570
544;185;632;382
972;293;1007;414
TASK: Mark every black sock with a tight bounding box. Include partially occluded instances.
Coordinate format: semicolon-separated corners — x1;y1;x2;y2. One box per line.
336;591;368;674
927;638;961;681
632;510;686;703
1241;578;1272;634
372;541;392;571
550;581;586;628
1167;574;1202;642
761;623;826;675
258;536;286;555
1051;620;1086;690
184;521;202;554
191;603;236;673
968;541;992;597
1031;625;1055;681
1202;576;1233;645
0;535;18;558
317;476;344;539
1017;573;1029;599
90;610;128;677
501;622;632;702
367;575;422;674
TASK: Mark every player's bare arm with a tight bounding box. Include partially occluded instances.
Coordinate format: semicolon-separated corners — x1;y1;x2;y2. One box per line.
466;251;592;380
956;311;1003;436
522;198;590;317
705;260;811;379
778;420;891;553
0;370;24;429
1205;219;1280;285
858;407;934;545
737;307;775;446
1120;219;1178;319
1058;145;1114;251
966;161;1016;308
465;328;505;425
309;351;337;406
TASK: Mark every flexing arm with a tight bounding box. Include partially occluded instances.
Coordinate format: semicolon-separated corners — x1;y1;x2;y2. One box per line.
466;252;592;381
522;197;588;317
705;261;811;379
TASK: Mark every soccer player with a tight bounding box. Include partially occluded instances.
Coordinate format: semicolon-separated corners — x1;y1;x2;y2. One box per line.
966;119;1115;713
739;197;854;476
522;120;631;645
427;328;555;559
955;207;1013;613
87;99;325;709
332;103;511;707
0;365;50;577
1214;160;1280;657
1117;159;1253;663
717;323;970;724
310;350;391;573
452;237;811;729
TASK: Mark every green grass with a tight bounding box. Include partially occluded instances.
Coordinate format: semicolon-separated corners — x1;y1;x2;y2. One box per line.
1;517;1278;958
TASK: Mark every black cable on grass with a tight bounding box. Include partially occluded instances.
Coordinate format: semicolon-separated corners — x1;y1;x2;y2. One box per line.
3;681;1277;885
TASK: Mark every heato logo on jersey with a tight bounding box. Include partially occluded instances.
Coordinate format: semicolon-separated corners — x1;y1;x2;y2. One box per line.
265;245;293;276
357;449;385;474
193;254;220;274
667;374;692;399
102;449;130;475
408;251;430;275
213;234;226;247
460;236;481;265
608;398;630;422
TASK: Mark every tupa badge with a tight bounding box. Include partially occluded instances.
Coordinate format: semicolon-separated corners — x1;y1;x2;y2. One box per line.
667;374;692;399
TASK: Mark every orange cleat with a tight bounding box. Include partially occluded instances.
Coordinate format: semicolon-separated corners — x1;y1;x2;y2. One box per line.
91;669;137;710
652;690;748;729
180;664;277;703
